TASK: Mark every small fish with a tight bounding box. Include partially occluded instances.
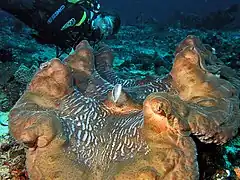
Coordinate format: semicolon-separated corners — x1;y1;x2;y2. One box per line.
112;84;122;103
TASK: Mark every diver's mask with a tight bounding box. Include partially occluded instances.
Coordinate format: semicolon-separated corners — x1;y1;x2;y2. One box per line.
92;15;114;38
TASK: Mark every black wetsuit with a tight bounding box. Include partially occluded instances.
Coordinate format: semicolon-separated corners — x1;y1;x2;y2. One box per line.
0;0;101;52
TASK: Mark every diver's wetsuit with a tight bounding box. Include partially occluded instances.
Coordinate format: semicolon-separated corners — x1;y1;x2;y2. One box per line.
0;0;101;52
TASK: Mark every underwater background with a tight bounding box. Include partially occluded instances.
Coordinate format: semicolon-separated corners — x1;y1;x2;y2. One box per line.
102;0;240;24
0;0;240;179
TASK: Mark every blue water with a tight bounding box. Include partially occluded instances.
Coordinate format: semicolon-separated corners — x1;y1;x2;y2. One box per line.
102;0;240;25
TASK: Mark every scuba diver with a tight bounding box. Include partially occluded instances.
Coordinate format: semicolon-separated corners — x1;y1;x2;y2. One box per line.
0;0;121;56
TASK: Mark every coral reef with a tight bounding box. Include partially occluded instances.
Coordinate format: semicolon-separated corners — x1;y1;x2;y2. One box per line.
0;136;27;179
0;48;13;63
7;36;240;179
14;64;38;84
1;10;240;112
